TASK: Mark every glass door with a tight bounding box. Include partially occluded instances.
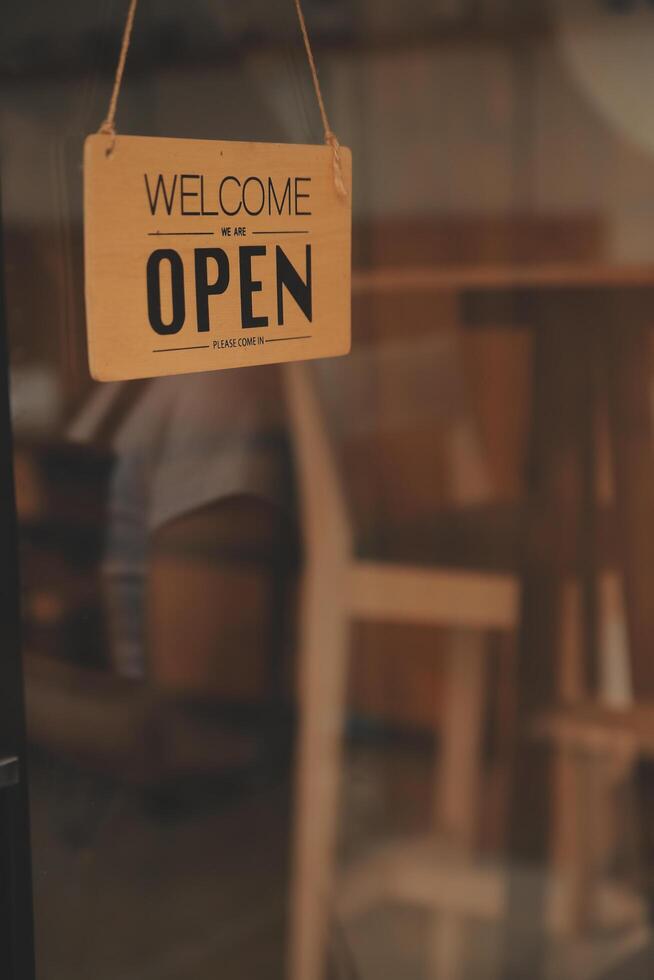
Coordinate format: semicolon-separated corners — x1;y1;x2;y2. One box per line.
5;3;654;980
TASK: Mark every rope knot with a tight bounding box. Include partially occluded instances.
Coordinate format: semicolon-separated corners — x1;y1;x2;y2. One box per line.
98;120;117;157
293;0;348;201
325;130;347;201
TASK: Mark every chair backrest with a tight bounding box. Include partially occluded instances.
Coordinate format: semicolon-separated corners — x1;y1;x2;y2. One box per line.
284;332;493;562
284;360;352;563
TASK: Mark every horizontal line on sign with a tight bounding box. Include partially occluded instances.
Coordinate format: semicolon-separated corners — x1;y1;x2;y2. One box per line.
153;344;211;352
265;336;312;343
148;231;215;237
251;230;309;235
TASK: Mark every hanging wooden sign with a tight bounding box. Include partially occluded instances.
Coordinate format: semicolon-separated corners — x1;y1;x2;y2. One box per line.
83;0;351;382
84;134;351;381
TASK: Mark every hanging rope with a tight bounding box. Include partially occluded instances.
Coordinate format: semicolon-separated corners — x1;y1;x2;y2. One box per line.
97;0;347;199
98;0;139;141
292;0;347;199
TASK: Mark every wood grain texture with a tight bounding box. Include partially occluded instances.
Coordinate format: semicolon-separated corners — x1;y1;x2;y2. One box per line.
84;134;351;381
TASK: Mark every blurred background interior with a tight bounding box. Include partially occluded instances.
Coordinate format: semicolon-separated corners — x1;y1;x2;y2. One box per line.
4;0;654;978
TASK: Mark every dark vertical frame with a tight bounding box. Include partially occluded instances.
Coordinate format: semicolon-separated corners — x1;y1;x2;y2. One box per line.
0;181;36;980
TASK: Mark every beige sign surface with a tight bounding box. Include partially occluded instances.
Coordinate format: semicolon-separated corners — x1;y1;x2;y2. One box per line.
84;134;351;382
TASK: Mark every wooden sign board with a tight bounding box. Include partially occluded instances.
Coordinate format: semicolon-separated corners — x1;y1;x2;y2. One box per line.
84;134;351;381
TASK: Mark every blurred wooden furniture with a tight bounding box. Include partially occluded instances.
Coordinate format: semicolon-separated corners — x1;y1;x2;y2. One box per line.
287;207;654;978
355;240;654;971
489;285;654;980
285;351;520;980
289;251;654;978
534;704;650;940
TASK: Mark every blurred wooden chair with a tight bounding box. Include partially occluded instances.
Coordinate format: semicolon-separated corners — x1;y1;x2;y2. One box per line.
284;339;521;980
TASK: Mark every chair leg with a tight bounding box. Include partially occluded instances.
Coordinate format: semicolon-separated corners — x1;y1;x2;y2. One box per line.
289;569;349;980
550;578;594;937
437;629;487;850
429;910;467;980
